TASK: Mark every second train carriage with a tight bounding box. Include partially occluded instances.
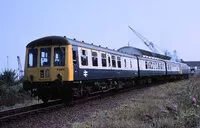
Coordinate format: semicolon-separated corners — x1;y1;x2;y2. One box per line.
23;36;190;102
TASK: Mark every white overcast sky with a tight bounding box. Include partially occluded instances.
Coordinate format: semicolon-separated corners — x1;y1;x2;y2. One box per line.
0;0;200;70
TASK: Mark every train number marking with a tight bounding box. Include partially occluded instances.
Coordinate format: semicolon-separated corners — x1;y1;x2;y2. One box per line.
83;70;88;77
57;68;65;71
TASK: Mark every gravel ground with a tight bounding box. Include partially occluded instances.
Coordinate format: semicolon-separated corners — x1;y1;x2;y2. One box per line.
1;86;156;128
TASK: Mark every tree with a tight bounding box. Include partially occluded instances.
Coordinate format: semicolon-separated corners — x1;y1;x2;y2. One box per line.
0;69;18;86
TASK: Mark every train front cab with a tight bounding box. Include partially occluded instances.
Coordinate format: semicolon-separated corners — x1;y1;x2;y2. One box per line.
23;43;74;102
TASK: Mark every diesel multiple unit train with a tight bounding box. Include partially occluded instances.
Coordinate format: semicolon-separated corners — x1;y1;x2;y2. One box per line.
23;36;190;102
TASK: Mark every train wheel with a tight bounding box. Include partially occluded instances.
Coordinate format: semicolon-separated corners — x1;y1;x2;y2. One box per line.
147;78;152;84
61;85;73;105
38;87;49;103
41;96;49;103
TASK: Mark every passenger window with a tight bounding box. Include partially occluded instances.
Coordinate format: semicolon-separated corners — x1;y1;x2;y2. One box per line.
73;50;77;64
153;62;155;69
112;55;116;67
150;61;152;69
92;51;98;66
130;60;132;68
101;53;107;67
117;57;121;68
108;56;111;67
28;49;38;67
40;48;51;67
81;49;88;66
145;61;148;69
124;59;126;68
54;47;65;66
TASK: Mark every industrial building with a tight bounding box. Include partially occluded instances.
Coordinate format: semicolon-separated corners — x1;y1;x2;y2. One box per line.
118;46;171;60
183;61;200;75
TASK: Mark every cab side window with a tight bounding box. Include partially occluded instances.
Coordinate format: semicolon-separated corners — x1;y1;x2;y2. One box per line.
73;50;77;64
81;49;88;66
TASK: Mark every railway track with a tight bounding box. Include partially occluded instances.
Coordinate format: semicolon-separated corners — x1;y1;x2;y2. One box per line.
0;93;107;123
0;82;164;124
0;100;64;122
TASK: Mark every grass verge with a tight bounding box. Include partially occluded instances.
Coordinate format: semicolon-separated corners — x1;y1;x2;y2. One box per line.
73;77;200;128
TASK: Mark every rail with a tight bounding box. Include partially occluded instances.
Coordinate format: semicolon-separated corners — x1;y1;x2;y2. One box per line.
0;100;64;122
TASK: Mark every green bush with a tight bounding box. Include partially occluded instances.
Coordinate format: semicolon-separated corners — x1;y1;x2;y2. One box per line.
0;69;18;86
0;69;33;107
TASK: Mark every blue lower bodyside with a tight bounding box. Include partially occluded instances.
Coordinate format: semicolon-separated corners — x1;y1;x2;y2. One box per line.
76;69;138;80
139;70;166;77
167;71;180;75
74;68;185;81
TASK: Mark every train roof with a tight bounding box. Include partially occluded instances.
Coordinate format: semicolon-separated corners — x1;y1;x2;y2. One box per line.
26;36;188;65
118;46;171;60
26;36;69;47
26;36;137;58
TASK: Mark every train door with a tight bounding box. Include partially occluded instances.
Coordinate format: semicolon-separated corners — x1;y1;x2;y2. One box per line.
72;46;79;80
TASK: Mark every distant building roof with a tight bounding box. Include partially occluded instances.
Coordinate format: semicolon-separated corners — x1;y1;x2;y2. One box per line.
183;61;200;67
118;46;171;60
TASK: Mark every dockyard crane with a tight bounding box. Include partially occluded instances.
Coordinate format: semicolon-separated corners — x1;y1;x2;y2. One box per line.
128;26;160;54
128;26;180;62
17;56;24;79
